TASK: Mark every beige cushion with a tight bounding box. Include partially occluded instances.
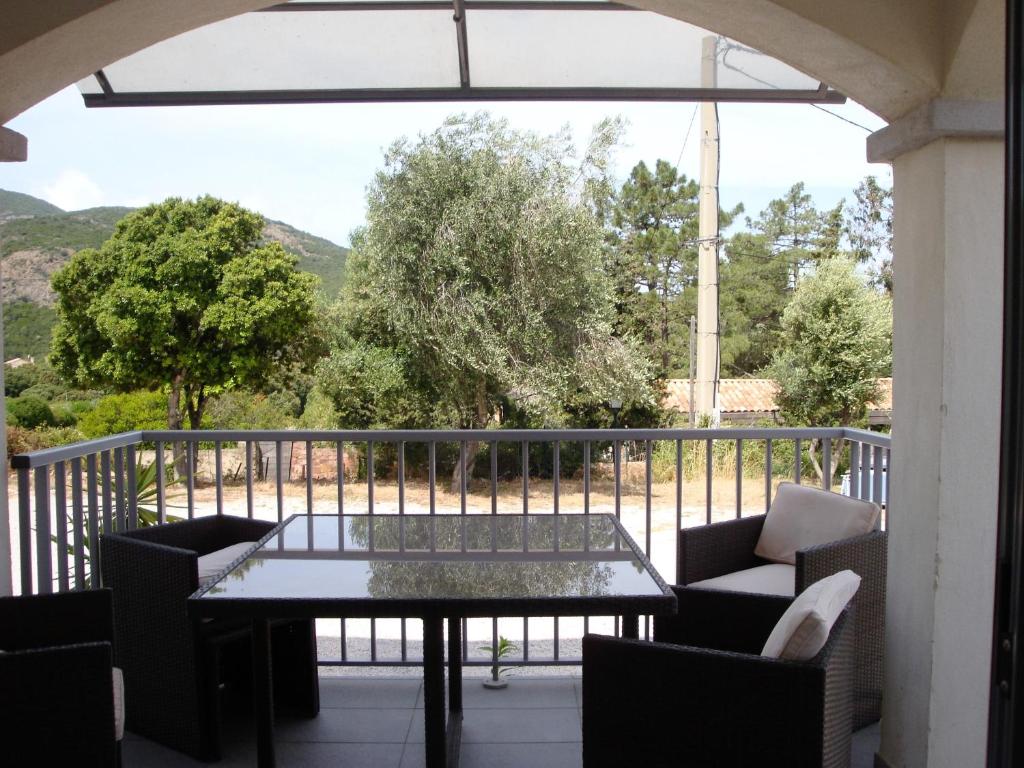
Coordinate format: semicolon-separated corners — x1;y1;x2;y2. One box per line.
197;541;258;583
754;482;880;565
761;570;861;661
688;563;796;597
112;666;125;741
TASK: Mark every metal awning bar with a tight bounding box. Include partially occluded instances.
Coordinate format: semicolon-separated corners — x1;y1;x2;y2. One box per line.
261;1;639;11
83;85;845;107
453;0;471;88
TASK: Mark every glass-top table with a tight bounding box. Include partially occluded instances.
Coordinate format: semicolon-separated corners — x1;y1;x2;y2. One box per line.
189;514;677;768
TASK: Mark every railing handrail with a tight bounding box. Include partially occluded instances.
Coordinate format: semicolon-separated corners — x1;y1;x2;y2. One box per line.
9;426;889;469
10;431;143;469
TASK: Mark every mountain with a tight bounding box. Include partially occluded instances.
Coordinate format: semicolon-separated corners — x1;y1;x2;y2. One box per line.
1;189;349;360
0;189;64;221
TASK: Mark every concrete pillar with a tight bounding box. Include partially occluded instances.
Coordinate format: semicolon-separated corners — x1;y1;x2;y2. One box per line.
872;122;1003;766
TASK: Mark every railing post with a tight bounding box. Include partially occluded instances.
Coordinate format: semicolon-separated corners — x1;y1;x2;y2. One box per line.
156;441;166;524
126;444;137;530
18;467;32;595
34;466;51;594
54;461;68;591
71;457;85;590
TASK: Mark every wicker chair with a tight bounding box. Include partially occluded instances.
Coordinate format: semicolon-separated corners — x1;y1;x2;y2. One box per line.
676;498;886;729
582;588;855;768
100;515;319;761
0;589;122;768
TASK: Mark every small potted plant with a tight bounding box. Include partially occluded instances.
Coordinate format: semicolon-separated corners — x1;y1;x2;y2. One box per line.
479;635;518;689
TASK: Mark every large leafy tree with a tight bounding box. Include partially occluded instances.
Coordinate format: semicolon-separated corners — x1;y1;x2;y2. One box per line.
51;196;322;442
766;257;892;482
319;114;653;487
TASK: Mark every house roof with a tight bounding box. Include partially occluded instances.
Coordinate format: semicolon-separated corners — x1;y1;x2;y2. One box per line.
663;377;894;414
75;1;844;108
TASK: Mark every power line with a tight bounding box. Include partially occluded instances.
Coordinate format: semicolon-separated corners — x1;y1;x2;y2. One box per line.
809;104;875;132
675;104;700;169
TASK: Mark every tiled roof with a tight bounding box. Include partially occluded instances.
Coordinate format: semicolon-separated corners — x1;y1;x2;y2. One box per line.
663;377;893;414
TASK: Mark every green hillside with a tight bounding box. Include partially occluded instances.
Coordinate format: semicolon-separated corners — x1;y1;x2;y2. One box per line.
0;189;63;220
1;189;349;362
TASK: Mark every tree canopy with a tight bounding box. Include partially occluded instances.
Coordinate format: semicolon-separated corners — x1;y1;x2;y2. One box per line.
766;256;892;478
50;196;322;434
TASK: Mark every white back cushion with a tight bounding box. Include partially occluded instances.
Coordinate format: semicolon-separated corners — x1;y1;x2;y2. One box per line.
761;570;860;661
754;482;880;565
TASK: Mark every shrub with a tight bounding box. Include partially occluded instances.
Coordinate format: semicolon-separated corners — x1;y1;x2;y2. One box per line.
5;425;84;458
6;395;57;428
77;391;169;438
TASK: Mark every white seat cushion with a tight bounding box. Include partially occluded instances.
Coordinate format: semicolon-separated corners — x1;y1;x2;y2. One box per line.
197;541;258;583
112;666;125;741
688;563;796;597
761;570;861;661
754;482;881;565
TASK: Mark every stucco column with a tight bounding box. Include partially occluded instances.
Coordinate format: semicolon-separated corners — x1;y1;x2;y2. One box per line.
873;120;1003;767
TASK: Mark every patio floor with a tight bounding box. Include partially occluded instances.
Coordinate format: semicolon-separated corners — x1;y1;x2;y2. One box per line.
121;675;881;767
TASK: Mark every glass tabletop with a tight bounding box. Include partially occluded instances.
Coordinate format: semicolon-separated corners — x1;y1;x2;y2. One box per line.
195;514;670;606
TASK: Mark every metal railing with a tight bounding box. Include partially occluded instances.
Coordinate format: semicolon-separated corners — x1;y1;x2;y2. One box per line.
9;426;890;666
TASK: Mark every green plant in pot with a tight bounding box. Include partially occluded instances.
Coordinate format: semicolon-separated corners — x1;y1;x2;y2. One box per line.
479;635;518;689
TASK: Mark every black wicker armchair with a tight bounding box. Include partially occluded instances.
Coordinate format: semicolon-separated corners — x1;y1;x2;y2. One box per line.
677;508;886;729
0;589;122;768
582;588;855;768
100;515;319;761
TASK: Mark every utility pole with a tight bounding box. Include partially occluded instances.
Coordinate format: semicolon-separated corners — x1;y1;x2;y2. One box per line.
688;315;696;427
695;35;721;423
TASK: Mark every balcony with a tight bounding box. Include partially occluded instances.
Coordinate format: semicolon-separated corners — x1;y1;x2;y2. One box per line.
8;426;890;766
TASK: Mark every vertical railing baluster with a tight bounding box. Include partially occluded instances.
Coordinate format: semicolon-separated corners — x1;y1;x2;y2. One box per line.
214;441;224;516
645;441;653;577
71;457;85;590
186;443;195;520
54;462;68;591
521;440;529;514
18;467;32;595
367;441;375;515
275;440;283;522
398;442;406;517
794;438;802;485
735;439;743;518
552;440;561;516
705;438;713;524
101;451;113;532
305;441;313;516
114;447;126;530
86;454;99;589
126;445;137;530
884;447;892;511
245;441;253;519
460;441;467;515
675;440;683;535
823;437;832;491
340;619;347;662
583;442;591;515
765;439;773;513
156;441;166;524
861;442;872;499
849;441;861;499
489;441;497;515
429;441;437;516
614;440;621;519
873;445;884;505
34;466;52;594
336;442;345;516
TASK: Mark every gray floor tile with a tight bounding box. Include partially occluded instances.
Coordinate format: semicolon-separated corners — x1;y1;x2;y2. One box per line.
276;741;405;768
319;676;422;709
458;677;578;708
122;739;253;768
461;742;583;768
276;707;415;743
408;708;581;744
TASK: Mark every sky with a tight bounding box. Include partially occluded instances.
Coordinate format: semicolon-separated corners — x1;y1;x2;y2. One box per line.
1;86;891;248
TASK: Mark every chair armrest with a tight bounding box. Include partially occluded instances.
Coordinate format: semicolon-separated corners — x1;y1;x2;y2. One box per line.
0;642;117;766
677;514;767;584
114;515;275;556
0;589;113;650
796;530;887;592
653;586;791;654
582;627;844;768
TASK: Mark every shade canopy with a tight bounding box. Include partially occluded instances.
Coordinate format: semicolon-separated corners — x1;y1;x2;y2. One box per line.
76;1;844;107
